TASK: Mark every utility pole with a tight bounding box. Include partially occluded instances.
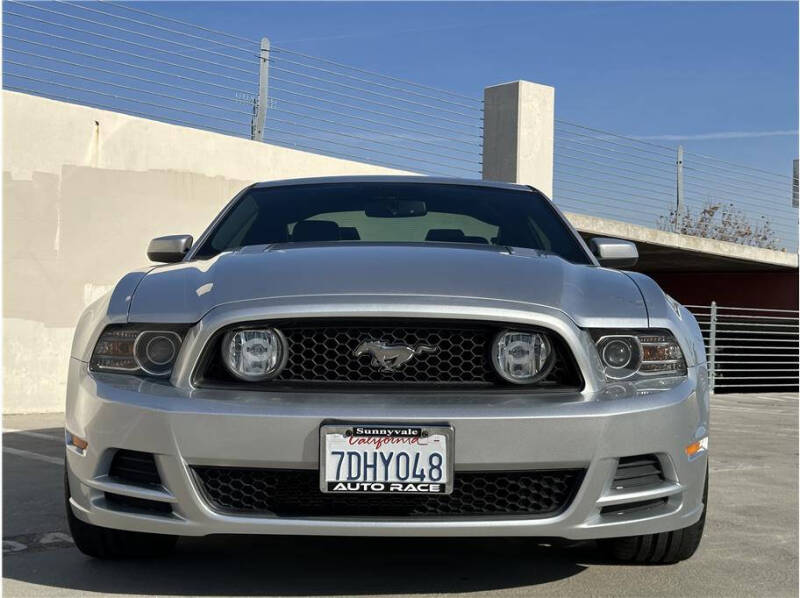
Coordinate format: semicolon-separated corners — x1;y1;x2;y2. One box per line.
251;37;270;141
675;144;684;231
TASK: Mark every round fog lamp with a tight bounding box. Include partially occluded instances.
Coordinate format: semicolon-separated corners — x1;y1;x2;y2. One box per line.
492;330;553;384
222;328;287;381
133;331;181;377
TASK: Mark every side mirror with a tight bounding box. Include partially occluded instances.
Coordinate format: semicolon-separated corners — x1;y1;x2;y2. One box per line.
589;237;638;268
147;235;193;263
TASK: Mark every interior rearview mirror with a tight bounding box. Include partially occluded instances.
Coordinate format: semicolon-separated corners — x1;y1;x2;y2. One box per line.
147;235;193;263
365;199;427;218
589;237;638;268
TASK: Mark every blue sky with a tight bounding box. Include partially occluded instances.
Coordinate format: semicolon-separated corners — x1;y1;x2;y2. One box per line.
141;1;799;175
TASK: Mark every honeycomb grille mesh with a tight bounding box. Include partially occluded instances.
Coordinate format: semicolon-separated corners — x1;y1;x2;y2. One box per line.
192;467;584;517
275;324;493;384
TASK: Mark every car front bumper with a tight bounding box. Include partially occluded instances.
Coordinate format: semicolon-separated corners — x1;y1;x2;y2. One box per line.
65;358;709;539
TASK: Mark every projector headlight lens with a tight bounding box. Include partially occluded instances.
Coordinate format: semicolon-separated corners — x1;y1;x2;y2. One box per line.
222;328;287;381
602;339;634;368
492;330;554;384
596;335;642;380
134;331;182;377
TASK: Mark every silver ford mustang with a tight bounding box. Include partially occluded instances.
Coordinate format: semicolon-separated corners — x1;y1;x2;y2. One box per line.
65;177;709;563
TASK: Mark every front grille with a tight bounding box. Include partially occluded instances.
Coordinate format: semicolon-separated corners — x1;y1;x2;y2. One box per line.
197;320;582;389
279;324;492;384
611;455;664;491
109;450;162;486
192;467;584;517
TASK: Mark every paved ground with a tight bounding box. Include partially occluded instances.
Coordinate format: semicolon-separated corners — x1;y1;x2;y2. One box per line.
2;393;797;598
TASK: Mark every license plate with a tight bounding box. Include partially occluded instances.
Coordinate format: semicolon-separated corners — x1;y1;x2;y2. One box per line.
320;424;453;494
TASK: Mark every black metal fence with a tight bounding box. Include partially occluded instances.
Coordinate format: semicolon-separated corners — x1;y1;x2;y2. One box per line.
687;304;799;392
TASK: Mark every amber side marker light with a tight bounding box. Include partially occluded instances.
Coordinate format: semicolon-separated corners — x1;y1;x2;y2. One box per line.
685;437;708;459
65;430;88;454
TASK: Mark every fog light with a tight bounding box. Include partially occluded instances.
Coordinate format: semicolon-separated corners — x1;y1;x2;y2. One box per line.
222;328;287;381
685;437;708;459
491;330;553;384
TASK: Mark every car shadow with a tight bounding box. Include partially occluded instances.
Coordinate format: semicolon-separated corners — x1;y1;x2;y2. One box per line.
8;536;595;595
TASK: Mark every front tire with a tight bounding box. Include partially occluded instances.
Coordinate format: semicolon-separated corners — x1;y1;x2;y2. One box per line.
65;464;178;558
602;466;708;564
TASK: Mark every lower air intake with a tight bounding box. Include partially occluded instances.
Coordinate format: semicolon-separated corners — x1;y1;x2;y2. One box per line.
192;467;585;518
611;455;664;491
104;492;172;515
109;450;162;486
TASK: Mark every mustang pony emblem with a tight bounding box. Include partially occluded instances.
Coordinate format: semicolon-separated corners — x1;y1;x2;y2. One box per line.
354;340;438;372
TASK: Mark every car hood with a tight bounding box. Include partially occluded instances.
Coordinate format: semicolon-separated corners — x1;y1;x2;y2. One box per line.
127;244;647;327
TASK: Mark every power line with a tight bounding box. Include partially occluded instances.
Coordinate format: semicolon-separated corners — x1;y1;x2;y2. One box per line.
4;22;257;89
98;0;480;103
4;8;257;76
7;1;258;69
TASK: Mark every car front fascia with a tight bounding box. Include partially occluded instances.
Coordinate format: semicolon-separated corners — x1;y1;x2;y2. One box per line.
66;352;706;539
66;283;708;544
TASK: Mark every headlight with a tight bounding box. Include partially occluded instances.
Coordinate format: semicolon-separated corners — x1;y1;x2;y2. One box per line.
90;325;186;377
492;330;554;384
134;331;182;376
592;330;686;381
221;328;287;381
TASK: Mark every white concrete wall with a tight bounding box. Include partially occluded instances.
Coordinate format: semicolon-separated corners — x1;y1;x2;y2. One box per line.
3;91;414;413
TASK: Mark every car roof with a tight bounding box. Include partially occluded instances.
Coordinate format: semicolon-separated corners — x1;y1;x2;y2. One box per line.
250;176;537;193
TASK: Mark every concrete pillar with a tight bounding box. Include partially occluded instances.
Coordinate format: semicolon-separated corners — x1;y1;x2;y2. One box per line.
482;80;555;198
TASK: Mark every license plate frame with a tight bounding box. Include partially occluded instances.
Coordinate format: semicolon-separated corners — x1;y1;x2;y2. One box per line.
319;423;454;495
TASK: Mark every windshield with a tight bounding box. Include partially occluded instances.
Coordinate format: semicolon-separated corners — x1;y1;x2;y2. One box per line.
193;182;592;264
